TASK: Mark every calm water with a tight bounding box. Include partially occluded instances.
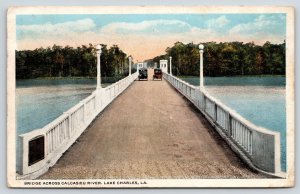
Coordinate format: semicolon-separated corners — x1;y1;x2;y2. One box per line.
17;79;98;135
180;76;286;172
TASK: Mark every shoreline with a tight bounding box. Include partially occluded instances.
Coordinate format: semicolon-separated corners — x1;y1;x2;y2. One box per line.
15;74;286;81
177;74;286;78
19;76;124;80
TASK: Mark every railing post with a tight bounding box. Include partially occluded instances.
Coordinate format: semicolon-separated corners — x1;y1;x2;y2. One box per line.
68;112;72;138
82;103;86;125
129;56;132;75
19;135;28;174
203;95;206;112
199;44;204;89
97;90;102;112
110;87;112;99
96;45;102;89
169;56;172;75
214;103;218;122
191;88;195;101
227;113;232;137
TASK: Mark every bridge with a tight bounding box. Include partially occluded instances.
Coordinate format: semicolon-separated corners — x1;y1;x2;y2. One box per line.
16;45;283;179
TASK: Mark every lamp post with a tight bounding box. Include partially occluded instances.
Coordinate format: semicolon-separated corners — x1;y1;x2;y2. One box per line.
169;56;172;75
96;44;102;89
199;44;204;89
129;56;132;75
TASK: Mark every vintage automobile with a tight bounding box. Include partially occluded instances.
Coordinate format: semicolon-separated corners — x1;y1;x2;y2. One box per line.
153;68;162;80
138;68;148;80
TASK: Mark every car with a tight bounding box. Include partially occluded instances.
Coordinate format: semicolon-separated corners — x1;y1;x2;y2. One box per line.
138;68;148;80
153;68;162;81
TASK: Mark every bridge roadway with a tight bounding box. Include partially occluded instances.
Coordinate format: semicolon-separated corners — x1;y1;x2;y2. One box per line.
41;69;263;179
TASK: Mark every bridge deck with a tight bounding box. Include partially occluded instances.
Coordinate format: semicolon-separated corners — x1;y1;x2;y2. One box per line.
41;69;263;179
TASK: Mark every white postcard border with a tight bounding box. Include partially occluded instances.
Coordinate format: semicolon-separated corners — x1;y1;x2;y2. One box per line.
7;5;295;188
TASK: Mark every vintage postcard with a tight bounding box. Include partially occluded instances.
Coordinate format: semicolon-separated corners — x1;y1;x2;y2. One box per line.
7;6;294;188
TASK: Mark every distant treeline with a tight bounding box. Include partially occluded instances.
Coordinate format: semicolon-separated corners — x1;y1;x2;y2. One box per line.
146;41;286;76
16;44;135;79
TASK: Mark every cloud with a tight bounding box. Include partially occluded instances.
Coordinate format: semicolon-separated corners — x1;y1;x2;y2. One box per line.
206;16;230;29
17;18;96;39
227;14;286;45
229;14;285;36
99;19;192;34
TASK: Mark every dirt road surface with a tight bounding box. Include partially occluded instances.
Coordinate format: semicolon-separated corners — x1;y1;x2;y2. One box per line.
41;69;263;179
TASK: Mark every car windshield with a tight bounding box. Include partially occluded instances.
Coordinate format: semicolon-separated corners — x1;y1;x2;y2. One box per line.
139;69;147;74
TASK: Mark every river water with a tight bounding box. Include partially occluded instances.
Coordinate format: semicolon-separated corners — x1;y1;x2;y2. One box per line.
16;79;98;135
16;76;286;172
180;76;286;172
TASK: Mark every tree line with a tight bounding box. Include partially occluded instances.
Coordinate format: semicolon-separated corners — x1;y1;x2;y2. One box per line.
16;44;135;79
147;41;286;76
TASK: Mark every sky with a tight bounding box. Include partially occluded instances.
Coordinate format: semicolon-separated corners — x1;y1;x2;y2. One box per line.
16;13;286;62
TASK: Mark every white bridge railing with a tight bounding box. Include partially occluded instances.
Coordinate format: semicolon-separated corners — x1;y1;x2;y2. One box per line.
163;73;282;175
17;72;138;179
